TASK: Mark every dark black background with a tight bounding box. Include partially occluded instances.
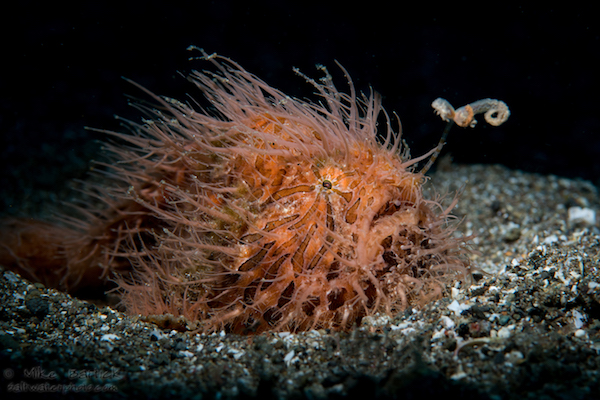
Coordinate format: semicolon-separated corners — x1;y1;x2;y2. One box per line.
2;1;599;215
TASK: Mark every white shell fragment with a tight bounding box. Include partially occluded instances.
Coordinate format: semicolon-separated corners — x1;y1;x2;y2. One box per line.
568;206;596;227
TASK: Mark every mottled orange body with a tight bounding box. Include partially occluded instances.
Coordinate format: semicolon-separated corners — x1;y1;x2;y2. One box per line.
201;115;429;332
0;50;470;334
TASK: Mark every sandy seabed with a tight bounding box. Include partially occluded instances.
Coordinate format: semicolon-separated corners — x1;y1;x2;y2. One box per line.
1;163;599;400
